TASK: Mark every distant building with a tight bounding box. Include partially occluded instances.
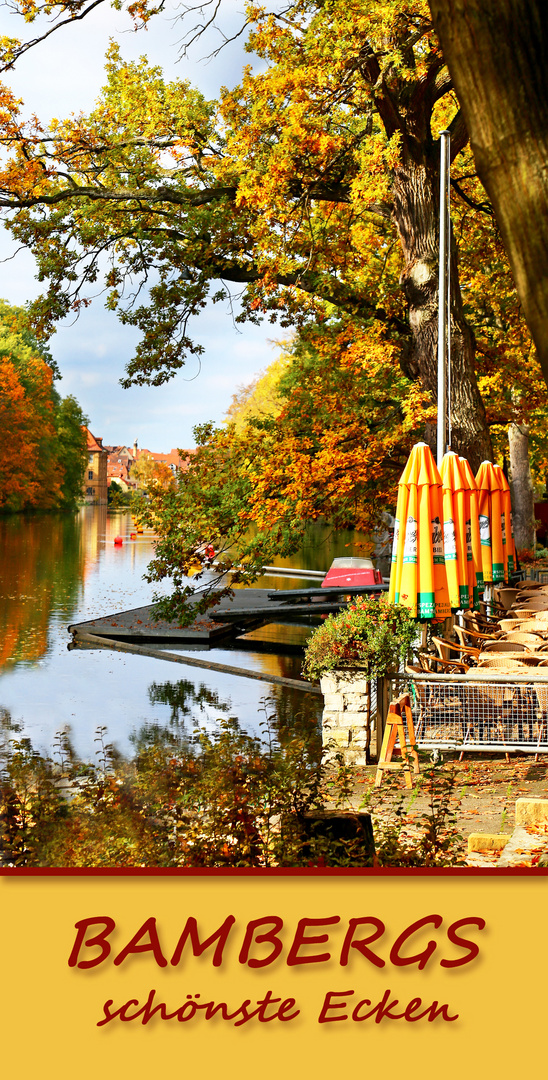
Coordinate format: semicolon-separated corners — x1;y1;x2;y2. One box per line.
104;440;195;491
132;440;194;474
83;428;108;504
105;445;136;492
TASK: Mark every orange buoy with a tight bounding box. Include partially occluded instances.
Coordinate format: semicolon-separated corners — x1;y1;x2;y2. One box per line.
114;536;123;545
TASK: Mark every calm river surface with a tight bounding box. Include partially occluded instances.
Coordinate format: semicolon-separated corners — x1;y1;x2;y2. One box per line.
0;507;378;760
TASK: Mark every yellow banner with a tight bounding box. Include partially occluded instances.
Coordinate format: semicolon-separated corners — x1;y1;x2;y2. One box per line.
1;872;546;1077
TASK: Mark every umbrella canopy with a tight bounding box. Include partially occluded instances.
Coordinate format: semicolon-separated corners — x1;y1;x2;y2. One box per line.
389;443;451;620
493;464;515;580
475;461;505;584
440;451;470;611
459;456;484;609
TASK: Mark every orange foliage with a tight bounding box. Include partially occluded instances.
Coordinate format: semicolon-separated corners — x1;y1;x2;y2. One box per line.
0;356;63;511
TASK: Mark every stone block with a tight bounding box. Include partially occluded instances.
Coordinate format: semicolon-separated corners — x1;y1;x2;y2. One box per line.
322;693;344;711
324;728;352;747
336;677;370;694
322;711;352;731
515;798;548;826
339;711;369;730
467;833;510;853
320;676;338;695
342;692;368;710
349;731;370;749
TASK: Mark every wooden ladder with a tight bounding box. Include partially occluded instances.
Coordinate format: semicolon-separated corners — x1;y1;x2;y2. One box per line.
375;693;420;789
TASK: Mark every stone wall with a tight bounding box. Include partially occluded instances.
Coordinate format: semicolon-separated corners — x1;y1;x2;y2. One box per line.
320;670;373;767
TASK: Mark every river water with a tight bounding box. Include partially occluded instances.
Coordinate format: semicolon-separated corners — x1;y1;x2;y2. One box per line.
0;507;381;760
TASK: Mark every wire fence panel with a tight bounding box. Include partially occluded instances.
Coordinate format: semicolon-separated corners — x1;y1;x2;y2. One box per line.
384;673;548;755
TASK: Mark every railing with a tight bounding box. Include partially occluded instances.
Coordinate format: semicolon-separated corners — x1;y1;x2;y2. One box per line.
378;670;548;755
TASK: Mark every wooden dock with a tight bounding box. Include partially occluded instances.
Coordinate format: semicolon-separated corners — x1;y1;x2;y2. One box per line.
67;583;387;692
67;583;387;645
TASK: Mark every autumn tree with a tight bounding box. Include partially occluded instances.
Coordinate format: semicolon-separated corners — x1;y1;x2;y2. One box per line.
131;454;176;492
0;300;88;511
140;317;434;621
448;147;548;546
0;0;495;467
428;0;548;385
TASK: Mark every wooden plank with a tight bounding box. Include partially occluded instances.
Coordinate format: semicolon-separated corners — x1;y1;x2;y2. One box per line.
266;584;388;602
72;631;323;694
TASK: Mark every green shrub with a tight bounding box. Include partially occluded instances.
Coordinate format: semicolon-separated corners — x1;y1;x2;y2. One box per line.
302;596;417;681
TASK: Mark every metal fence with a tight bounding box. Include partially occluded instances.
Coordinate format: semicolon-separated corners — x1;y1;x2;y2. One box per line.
379;671;548;755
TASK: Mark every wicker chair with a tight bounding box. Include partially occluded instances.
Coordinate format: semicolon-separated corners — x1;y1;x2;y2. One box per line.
494;588;520;610
476;656;529;670
498;619;522;633
513;620;548;636
431;636;480;665
503;632;546;648
462;611;502;635
417;652;469;674
480;639;528;652
405;665;464;741
454;625;501;651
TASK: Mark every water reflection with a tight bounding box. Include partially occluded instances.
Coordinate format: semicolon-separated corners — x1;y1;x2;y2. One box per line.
147;678;232;724
131;682;322;758
0;506;355;758
0;512;85;671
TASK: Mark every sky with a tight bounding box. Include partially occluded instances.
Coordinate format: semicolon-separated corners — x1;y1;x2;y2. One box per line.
0;1;277;450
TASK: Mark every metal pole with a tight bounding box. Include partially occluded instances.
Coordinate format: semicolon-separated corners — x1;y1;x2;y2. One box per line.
443;133;451;451
437;130;450;468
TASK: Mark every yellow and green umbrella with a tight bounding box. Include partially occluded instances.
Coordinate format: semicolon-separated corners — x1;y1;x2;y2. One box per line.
459;456;484;608
475;461;505;584
389;443;451;620
440;451;470;611
493;464;515;580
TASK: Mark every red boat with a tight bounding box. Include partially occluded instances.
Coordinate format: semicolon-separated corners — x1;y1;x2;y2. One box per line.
321;557;383;588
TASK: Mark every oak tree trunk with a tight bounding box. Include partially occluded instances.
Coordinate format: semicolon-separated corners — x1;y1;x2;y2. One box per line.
392;158;492;472
508;423;535;551
428;0;548;385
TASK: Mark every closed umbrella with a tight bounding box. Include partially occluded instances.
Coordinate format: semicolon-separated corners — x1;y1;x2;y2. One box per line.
476;461;505;584
389;443;451;620
493;465;515;580
440;451;470;611
459;456;484;609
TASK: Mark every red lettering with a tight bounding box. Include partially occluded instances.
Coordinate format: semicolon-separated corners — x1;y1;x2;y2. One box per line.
318;990;354;1023
202;1000;245;1022
339;917;386;968
68;916;116;969
98;990;181;1026
403;997;428;1021
278;998;300;1022
440;917;486;968
239;917;284;968
389;914;443;970
170;916;236;968
425;1001;459;1022
113;917;167;968
352;989;406;1023
236;990;282;1025
287;916;340;966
